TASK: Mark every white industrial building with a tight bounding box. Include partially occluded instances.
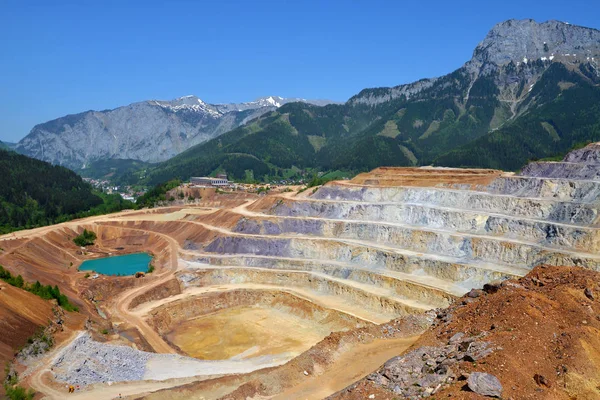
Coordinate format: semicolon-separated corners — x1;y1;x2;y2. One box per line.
190;176;230;187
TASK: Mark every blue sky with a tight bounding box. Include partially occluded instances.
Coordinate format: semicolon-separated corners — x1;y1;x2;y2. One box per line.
1;0;598;142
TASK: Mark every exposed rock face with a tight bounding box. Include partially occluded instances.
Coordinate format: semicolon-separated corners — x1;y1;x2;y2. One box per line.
471;19;600;67
328;265;600;399
351;19;600;106
521;143;600;180
15;95;336;169
564;143;600;163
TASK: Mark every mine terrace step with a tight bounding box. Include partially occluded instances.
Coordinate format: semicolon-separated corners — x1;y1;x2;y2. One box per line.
136;282;403;325
182;255;469;297
320;177;600;204
230;211;600;257
267;197;600;230
188;218;600;271
183;260;461;308
184;264;440;310
187;241;529;287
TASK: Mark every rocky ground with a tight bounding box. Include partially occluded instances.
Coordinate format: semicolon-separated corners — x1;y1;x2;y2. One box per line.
51;333;151;386
330;265;600;399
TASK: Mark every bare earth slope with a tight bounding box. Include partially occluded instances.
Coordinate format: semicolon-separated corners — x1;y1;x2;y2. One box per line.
330;265;600;400
0;283;54;366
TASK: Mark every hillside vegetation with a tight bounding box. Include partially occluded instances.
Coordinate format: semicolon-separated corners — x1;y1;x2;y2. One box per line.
144;61;600;184
0;149;134;233
0;141;13;151
435;64;600;169
0;265;78;312
77;158;152;186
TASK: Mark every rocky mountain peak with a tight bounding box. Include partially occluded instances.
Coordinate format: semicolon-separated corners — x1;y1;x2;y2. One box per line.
472;19;600;66
170;95;206;106
150;95;221;116
254;96;285;107
350;19;600;107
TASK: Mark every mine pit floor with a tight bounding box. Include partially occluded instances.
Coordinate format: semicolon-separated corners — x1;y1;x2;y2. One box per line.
166;305;334;360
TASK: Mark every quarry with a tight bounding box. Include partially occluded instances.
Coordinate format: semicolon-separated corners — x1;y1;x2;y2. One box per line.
4;144;600;399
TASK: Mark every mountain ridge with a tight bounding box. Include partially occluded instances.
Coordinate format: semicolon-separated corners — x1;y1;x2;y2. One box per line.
14;19;600;181
142;19;600;184
15;95;339;169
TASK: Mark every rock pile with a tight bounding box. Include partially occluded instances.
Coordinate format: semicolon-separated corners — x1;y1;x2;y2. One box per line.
52;334;151;386
365;333;495;398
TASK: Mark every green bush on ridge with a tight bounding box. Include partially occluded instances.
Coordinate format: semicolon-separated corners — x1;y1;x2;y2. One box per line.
73;229;97;247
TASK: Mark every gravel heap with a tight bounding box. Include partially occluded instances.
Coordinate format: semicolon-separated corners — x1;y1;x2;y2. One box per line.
52;334;151;386
365;332;495;399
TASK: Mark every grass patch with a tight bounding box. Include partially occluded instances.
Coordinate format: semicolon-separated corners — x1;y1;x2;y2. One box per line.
307;135;326;151
399;145;418;165
377;120;401;138
541;121;560;141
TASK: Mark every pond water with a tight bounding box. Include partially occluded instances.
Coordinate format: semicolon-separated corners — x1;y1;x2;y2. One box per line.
79;253;152;276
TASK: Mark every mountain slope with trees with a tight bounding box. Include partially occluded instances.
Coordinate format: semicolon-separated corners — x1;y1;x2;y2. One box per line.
0;149;133;233
142;19;600;184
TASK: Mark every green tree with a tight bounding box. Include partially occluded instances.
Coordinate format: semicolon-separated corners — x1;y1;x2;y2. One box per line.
73;229;97;247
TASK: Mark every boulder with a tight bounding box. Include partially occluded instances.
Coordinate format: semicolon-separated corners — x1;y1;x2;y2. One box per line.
534;373;551;388
467;372;503;398
467;289;484;298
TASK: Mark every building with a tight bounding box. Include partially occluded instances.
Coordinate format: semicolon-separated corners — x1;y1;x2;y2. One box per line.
190;176;230;187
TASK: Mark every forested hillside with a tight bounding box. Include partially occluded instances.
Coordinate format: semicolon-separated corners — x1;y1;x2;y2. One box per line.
0;149;133;233
0;141;13;151
144;59;600;184
435;63;600;169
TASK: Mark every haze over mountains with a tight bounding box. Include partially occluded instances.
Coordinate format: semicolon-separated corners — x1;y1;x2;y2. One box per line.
13;19;600;183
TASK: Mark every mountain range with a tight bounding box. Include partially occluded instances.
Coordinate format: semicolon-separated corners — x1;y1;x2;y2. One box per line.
11;19;600;184
142;19;600;184
14;96;338;170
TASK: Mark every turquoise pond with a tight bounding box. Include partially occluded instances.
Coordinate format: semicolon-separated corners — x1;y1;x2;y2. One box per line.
79;253;152;276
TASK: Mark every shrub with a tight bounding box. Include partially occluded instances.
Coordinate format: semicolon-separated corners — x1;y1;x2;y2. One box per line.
3;367;35;400
73;229;96;247
4;384;35;400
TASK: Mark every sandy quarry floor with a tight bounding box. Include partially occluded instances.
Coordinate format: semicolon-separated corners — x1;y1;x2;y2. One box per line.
166;305;333;360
